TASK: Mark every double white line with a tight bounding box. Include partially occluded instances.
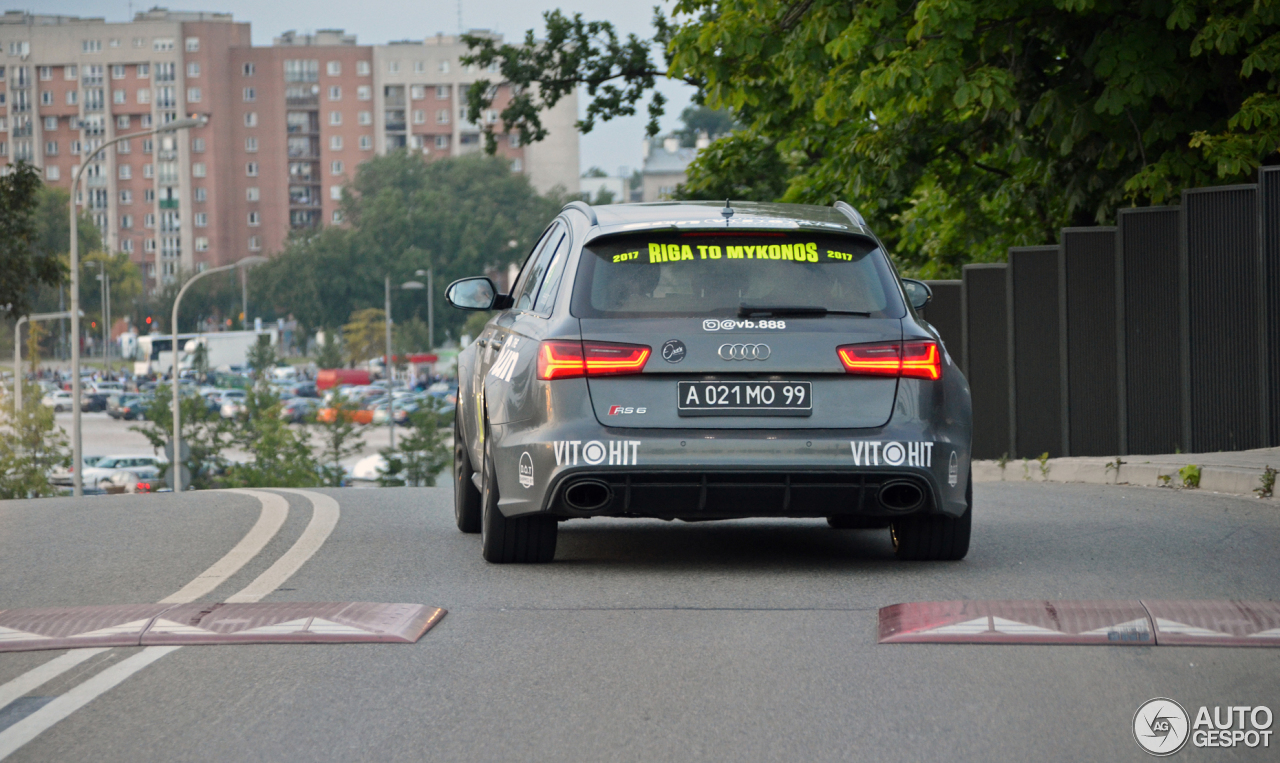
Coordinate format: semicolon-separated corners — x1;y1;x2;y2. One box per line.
0;488;340;760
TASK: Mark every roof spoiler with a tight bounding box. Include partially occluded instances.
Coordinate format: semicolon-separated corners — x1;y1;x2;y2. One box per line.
832;201;868;228
562;200;599;226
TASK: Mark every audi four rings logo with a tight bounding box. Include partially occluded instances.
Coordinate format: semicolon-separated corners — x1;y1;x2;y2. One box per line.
718;343;771;360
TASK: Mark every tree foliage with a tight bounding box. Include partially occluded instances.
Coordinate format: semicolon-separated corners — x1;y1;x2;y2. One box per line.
0;383;71;499
378;400;452;487
464;1;1280;275
1;164;62;320
252;153;561;340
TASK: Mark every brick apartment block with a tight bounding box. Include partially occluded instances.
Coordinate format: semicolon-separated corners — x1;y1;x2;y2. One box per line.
0;9;579;288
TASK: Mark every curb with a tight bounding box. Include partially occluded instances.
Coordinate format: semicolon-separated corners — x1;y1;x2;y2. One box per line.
974;458;1278;501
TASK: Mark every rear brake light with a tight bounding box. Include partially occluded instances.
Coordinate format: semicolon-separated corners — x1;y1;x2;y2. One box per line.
837;341;941;381
537;341;651;380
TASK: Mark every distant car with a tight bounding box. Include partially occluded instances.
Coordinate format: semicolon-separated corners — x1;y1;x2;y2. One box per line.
219;390;249;419
50;455;105;486
111;394;151;420
41;390;74;412
82;455;167;491
102;467;164;494
279;397;321;423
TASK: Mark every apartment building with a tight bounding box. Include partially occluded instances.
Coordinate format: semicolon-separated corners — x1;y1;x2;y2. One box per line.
0;9;579;290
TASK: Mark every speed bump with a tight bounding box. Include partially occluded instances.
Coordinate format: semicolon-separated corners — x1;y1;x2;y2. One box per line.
0;602;445;652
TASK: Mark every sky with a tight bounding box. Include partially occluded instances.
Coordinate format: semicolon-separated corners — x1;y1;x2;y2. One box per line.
27;0;696;177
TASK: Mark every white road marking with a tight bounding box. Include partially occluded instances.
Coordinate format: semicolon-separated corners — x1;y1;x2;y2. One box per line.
0;649;110;713
0;489;340;760
224;490;340;604
159;489;290;605
0;647;179;759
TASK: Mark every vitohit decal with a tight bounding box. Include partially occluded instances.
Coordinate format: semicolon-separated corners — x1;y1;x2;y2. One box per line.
488;337;521;382
850;440;934;467
553;440;641;466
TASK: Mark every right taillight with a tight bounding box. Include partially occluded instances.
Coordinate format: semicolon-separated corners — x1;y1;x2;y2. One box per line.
537;340;651;380
837;340;941;381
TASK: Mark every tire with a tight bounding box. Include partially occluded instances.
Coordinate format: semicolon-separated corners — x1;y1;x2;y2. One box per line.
479;432;557;563
827;515;891;529
453;409;482;534
890;468;972;561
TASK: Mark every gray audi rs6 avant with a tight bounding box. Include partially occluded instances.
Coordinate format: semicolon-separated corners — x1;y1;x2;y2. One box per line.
446;200;973;563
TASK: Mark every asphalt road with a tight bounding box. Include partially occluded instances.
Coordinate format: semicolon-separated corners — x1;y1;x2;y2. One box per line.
1;482;1278;761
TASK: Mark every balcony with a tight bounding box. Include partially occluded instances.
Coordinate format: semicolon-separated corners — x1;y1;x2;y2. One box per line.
86;175;108;188
158;199;179;210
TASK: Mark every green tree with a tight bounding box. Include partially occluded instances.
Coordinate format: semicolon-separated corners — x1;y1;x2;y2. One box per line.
1;163;63;320
673;105;738;147
378;400;451;487
0;382;71;499
464;2;1280;275
342;308;386;366
223;387;323;488
134;385;233;490
246;334;278;381
317;397;364;486
316;333;344;369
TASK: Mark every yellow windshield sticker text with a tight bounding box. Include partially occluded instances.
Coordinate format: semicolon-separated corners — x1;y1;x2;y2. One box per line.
643;242;821;263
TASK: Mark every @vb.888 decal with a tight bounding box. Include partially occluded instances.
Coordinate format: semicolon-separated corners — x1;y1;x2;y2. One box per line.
851;440;934;467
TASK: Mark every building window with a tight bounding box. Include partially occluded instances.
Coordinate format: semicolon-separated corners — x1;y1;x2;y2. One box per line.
144;213;156;228
414;60;426;74
187;88;201;103
248;236;261;251
192;162;206;178
388;61;400;74
45;166;60;180
144;188;155;202
187;62;200;78
120;190;132;204
350;111;367;127
70;140;82;155
111;65;125;80
329;111;342;126
328;85;341;101
118;164;131;179
120;239;133;254
185;37;199;52
137;89;149;104
143;163;154;178
195;237;209;251
64;65;78;80
121;214;133;228
67;91;79;105
439;60;450;73
485;110;499;124
243;87;255;102
83;40;102;53
327;135;343;151
359;135;372;150
194;212;207;227
246;161;258;176
245;137;258;152
142;138;153;154
356;60;370;76
38;66;52;80
44;140;57;156
331;160;344;175
434;135;449;150
333;210;343;223
284;59;319;83
154;39;174;51
246;187;260;201
242;62;255;76
192;137;205;153
357;85;372;101
511;158;522;173
330;185;343;200
327;61;341;76
436;109;450;125
116;140;131;157
194;187;206;202
113;90;126;104
144;238;156;253
114;115;130;130
410;85;424;100
244;112;258;127
136;63;149;79
248;211;260;226
413;110;425;124
41;91;53;105
436;85;451;99
141;114;152;128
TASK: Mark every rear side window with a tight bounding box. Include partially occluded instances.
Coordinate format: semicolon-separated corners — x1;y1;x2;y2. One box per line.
532;233;572;314
515;225;566;312
572;232;904;319
510;223;561;308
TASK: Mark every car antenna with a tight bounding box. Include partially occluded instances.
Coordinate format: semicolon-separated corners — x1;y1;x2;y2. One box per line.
721;199;734;222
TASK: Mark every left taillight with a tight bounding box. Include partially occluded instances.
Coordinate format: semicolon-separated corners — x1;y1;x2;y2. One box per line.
537;340;651;380
837;340;941;381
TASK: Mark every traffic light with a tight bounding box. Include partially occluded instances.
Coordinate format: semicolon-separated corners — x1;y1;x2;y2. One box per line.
145;316;152;325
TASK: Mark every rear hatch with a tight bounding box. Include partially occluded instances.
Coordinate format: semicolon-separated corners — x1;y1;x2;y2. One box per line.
572;230;906;430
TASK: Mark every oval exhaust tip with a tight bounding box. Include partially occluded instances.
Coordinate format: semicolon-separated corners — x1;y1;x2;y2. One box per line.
878;480;925;512
564;480;613;512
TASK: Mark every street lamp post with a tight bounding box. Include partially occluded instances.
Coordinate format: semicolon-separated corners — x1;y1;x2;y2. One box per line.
415;268;434;350
70;115;207;497
170;256;267;493
13;311;74;413
89;261;110;372
385;276;425;450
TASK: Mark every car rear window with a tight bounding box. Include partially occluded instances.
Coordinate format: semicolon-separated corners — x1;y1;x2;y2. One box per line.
571;232;904;319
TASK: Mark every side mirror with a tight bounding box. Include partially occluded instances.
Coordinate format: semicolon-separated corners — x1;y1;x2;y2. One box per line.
445;277;499;311
901;278;932;311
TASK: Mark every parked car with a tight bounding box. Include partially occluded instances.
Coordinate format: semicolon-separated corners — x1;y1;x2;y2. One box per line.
41;390;75;412
219;389;249;419
279;397;321;423
102;466;164;494
50;455;106;486
108;394;152;420
81;455;167;491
